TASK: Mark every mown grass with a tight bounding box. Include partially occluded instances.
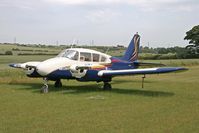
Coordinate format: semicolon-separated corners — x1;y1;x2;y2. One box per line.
0;55;199;133
140;59;199;66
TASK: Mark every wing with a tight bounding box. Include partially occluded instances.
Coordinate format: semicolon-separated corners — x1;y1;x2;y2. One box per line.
9;62;40;69
98;67;188;77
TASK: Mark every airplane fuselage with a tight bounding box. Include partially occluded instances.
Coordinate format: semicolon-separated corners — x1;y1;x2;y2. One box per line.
22;48;135;82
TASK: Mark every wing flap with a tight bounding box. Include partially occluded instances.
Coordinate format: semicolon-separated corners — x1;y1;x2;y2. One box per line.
98;67;188;77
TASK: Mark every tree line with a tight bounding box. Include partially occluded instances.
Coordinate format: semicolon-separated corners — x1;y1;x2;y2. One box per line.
1;25;198;59
140;25;199;59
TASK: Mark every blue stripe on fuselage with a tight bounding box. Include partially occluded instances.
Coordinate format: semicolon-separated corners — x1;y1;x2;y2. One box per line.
110;57;136;70
47;70;73;80
46;69;111;82
77;70;111;82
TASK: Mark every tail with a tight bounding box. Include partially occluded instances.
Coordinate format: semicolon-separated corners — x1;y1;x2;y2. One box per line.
122;33;140;62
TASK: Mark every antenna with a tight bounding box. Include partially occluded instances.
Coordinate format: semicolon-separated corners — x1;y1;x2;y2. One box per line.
56;40;59;46
71;39;76;48
76;40;79;45
105;47;110;54
14;37;16;44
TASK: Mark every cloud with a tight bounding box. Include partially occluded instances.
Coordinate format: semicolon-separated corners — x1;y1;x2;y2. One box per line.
45;0;93;5
1;0;198;12
0;0;41;10
44;0;199;11
44;0;171;5
85;9;120;23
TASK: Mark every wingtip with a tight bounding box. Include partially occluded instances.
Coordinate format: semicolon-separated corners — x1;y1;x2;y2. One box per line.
176;67;189;72
9;63;21;68
9;63;16;68
179;67;189;71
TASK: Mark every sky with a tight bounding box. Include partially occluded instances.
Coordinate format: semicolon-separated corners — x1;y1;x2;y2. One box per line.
0;0;199;47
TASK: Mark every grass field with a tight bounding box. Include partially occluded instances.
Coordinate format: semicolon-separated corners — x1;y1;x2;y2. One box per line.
0;55;199;133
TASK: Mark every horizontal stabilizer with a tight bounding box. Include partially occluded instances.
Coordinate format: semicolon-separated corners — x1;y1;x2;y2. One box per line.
133;62;165;67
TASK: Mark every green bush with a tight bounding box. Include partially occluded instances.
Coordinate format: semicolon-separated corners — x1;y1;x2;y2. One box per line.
139;53;161;60
5;51;13;55
158;53;177;59
139;53;177;60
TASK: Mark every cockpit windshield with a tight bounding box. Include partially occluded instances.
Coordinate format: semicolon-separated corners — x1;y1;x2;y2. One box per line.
57;50;79;60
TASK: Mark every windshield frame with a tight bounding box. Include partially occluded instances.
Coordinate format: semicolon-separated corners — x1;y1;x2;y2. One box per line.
57;50;79;60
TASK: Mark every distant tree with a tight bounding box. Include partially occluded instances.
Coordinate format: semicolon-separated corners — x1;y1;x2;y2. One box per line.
184;25;199;57
5;51;13;55
184;25;199;46
156;47;168;54
140;46;155;53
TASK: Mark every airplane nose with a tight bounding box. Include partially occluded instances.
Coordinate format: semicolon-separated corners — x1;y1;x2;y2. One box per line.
36;65;49;76
36;57;69;76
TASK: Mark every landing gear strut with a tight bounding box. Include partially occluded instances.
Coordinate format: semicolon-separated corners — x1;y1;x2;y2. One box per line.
54;79;62;88
41;77;48;93
103;82;112;90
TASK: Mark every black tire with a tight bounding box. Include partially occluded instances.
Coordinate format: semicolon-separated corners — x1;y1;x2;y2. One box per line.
103;82;112;90
54;80;62;88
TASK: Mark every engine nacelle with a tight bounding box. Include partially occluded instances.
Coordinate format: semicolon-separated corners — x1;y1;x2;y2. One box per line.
70;65;90;72
69;65;89;78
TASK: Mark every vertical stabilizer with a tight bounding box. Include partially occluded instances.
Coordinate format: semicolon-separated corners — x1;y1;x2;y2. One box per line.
122;33;140;62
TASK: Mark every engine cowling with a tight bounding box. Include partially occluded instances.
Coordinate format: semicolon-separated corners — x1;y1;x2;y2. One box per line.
69;65;89;78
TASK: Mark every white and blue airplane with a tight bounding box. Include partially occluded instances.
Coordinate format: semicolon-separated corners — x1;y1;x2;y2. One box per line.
9;33;187;93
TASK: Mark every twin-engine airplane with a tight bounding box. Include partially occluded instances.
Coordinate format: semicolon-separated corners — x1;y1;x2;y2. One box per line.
10;33;187;93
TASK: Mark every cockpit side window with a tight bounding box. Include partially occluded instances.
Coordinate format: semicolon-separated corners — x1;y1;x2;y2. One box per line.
92;53;100;62
72;52;79;60
80;52;91;62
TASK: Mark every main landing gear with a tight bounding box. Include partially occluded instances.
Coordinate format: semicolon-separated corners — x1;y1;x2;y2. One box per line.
54;79;62;88
103;82;112;90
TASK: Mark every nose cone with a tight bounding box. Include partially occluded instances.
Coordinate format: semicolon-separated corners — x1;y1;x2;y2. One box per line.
36;64;50;76
36;57;69;76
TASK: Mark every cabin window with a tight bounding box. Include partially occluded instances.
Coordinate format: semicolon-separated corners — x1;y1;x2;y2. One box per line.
80;56;85;61
80;52;91;62
101;56;106;62
93;53;100;62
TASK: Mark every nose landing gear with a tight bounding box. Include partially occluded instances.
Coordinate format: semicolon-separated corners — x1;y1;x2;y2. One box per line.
41;77;48;93
41;78;63;93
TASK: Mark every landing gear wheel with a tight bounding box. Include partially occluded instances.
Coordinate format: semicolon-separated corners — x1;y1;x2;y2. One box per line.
103;82;112;90
41;84;48;93
54;79;62;88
